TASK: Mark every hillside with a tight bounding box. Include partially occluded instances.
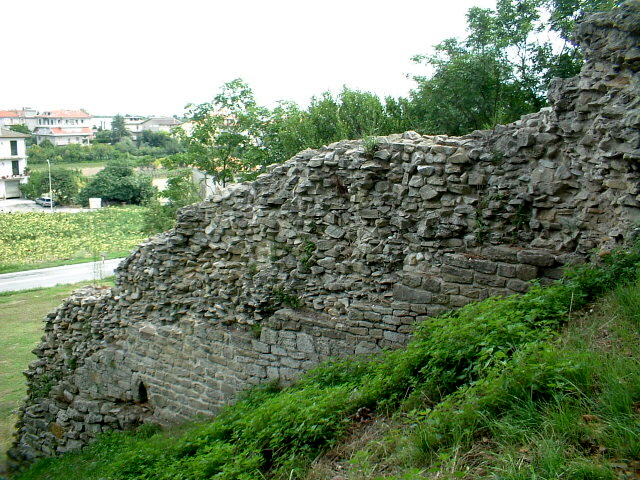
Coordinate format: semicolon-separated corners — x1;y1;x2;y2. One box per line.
13;244;640;479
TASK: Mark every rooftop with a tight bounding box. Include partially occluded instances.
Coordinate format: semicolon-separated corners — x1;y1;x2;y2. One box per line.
0;127;30;138
37;110;91;118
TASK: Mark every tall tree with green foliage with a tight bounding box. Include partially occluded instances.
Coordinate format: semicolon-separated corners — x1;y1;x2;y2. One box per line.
110;114;131;145
262;101;317;165
409;0;620;135
178;79;267;187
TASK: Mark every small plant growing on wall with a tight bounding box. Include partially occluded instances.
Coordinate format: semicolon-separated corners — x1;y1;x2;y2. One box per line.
273;289;302;309
362;135;381;157
298;239;317;271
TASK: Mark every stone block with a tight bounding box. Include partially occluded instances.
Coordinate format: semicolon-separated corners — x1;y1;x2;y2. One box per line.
482;246;519;263
383;331;406;344
441;265;474;284
470;259;498;274
497;264;517;278
474;273;506;288
506;279;530;293
393;285;433;303
517;250;556;267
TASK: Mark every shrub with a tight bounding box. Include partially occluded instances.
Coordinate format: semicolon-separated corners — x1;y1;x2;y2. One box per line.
76;161;156;206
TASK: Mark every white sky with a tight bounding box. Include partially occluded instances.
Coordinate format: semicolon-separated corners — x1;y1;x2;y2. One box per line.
4;0;497;117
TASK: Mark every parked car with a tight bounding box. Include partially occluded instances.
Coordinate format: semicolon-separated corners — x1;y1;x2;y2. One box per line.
35;197;55;207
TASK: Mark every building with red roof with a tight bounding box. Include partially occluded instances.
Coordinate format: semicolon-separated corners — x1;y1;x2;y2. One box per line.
34;110;93;145
0;108;38;131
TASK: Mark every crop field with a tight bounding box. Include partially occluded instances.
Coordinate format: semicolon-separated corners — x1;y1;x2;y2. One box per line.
0;207;150;273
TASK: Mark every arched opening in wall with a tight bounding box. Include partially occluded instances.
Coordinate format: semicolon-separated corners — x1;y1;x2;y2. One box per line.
135;381;149;404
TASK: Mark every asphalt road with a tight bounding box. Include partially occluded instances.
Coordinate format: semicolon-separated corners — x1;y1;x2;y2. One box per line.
0;259;124;293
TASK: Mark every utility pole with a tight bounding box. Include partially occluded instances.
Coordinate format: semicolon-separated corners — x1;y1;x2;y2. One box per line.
46;158;53;212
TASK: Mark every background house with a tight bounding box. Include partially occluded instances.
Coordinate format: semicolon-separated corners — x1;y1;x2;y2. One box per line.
123;115;146;140
139;116;182;135
34;110;92;145
91;116;113;132
0;108;38;131
0;128;30;199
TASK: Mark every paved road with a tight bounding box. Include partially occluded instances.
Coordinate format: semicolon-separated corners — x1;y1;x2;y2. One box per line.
0;259;124;293
0;198;84;213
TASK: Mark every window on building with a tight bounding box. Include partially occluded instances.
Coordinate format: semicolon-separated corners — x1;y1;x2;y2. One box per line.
12;160;19;176
10;141;17;156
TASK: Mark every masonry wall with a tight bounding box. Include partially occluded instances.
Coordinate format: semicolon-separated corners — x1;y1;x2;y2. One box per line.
8;2;640;471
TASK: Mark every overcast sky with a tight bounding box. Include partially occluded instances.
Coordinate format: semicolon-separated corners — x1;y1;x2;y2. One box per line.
4;0;496;117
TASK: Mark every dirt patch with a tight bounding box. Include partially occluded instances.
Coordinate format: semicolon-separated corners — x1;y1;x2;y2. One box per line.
81;166;104;176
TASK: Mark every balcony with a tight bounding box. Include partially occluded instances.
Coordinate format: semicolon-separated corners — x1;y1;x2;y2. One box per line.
0;173;29;180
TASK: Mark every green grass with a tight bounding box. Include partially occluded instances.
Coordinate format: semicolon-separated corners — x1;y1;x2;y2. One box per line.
28;162;106;173
0;280;114;470
0;207;150;273
11;245;640;479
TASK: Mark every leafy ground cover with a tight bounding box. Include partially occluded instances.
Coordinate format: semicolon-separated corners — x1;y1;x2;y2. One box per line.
0;207;150;273
12;246;640;479
0;281;114;472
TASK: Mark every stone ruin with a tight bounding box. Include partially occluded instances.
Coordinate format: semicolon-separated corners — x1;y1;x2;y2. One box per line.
8;1;640;472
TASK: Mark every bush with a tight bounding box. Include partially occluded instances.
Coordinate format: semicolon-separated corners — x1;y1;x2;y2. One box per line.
20;167;84;205
76;161;156;206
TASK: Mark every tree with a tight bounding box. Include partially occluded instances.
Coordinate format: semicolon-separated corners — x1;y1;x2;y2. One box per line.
306;92;345;145
410;0;546;135
541;0;621;79
76;161;155;206
337;87;387;139
143;169;203;234
111;114;131;144
408;0;620;135
262;101;317;165
20;167;84;205
138;130;184;155
179;78;267;188
93;129;112;144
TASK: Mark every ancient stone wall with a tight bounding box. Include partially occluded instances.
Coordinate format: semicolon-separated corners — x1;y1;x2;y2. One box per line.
8;2;640;470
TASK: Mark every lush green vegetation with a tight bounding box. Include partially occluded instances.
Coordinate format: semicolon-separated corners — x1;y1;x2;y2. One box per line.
0;208;149;273
0;281;114;469
13;244;640;479
75;162;156;207
170;0;620;184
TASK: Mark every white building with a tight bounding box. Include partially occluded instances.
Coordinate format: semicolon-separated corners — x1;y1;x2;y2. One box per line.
123;115;146;140
0;108;38;131
0;128;30;199
139;116;182;134
91;116;113;132
34;110;92;145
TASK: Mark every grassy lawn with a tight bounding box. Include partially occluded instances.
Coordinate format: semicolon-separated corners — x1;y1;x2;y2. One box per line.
0;207;150;273
0;281;113;468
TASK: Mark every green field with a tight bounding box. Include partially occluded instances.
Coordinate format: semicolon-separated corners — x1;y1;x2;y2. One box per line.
0;281;113;470
0;207;150;273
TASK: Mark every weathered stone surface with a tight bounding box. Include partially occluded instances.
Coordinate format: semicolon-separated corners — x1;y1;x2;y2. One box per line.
8;4;640;473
